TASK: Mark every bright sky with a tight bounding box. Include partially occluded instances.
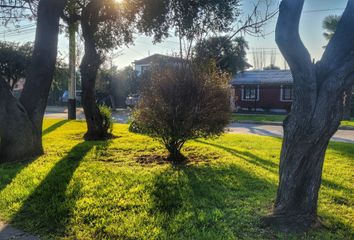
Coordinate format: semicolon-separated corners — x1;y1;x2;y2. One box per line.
0;0;348;70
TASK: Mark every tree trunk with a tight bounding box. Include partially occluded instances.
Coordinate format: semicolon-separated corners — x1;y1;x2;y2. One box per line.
264;88;343;232
0;78;36;162
264;0;354;232
343;86;353;120
0;0;67;162
80;0;108;141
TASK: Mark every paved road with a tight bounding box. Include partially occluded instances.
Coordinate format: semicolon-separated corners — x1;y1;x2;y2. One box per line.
0;222;39;240
44;107;354;144
227;123;354;144
45;107;130;124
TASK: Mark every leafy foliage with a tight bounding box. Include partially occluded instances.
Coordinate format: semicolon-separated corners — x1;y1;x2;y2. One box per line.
123;0;241;42
193;36;249;75
133;64;231;162
98;104;113;136
0;41;32;90
97;66;140;107
323;15;341;41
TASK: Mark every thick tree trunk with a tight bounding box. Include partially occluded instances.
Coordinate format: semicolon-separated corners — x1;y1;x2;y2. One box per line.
80;45;106;140
0;0;66;162
0;79;36;161
80;0;109;141
264;90;343;232
264;0;354;232
343;86;353;120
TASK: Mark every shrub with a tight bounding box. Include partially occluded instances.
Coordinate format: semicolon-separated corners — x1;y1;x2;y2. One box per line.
98;105;113;137
133;63;231;163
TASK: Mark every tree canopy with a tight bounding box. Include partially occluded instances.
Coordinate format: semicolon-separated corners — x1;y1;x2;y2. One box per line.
193;36;249;75
322;15;341;41
124;0;241;42
0;41;32;90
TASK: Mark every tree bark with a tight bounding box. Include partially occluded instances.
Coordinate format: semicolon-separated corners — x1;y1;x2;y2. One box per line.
0;0;67;162
0;78;36;161
263;0;354;232
343;86;353;120
264;85;343;231
80;0;109;140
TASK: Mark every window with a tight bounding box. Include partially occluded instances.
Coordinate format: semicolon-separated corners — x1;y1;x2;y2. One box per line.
141;66;150;73
281;85;293;101
242;86;259;101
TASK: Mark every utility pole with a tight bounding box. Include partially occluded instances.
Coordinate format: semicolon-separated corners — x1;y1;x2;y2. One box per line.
68;21;77;120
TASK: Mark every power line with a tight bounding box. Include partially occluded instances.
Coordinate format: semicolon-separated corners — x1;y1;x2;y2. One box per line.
303;8;344;14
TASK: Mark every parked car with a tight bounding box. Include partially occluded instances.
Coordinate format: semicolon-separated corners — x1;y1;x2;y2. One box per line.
60;90;82;104
125;94;140;108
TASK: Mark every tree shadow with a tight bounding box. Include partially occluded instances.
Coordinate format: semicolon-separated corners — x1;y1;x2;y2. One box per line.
150;163;277;238
328;141;354;159
0;159;34;193
42;120;69;136
0;121;69;194
321;179;352;193
248;126;283;138
196;141;352;196
10;140;109;237
195;140;278;174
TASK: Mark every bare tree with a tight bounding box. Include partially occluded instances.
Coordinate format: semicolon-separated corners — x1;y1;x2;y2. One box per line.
0;0;38;24
263;0;354;232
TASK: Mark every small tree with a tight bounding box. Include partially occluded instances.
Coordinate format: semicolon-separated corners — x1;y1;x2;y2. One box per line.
133;64;231;163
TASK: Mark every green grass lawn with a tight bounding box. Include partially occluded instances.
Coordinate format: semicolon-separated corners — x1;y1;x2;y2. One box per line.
342;120;354;127
232;114;354;128
232;114;286;123
0;119;353;239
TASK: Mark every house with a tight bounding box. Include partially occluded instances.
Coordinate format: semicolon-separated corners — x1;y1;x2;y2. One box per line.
133;54;182;75
231;70;294;113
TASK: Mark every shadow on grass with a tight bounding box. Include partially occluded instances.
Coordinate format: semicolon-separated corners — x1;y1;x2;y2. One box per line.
42;120;69;136
0;160;34;193
328;141;354;160
196;141;352;196
195;140;278;174
10;140;109;237
0;121;69;193
150;163;277;238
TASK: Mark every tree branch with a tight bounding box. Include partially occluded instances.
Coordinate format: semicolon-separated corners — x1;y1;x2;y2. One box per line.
0;4;28;9
275;0;313;78
321;0;354;80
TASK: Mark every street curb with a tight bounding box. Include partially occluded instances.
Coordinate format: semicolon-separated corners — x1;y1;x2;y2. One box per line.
233;120;354;131
232;120;283;126
0;222;39;240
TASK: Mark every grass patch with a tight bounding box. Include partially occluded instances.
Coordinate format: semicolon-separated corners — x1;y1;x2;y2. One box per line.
0;119;353;239
232;114;286;123
341;120;354;127
232;114;354;128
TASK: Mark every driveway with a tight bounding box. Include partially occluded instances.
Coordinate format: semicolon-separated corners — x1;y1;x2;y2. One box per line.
227;123;354;144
